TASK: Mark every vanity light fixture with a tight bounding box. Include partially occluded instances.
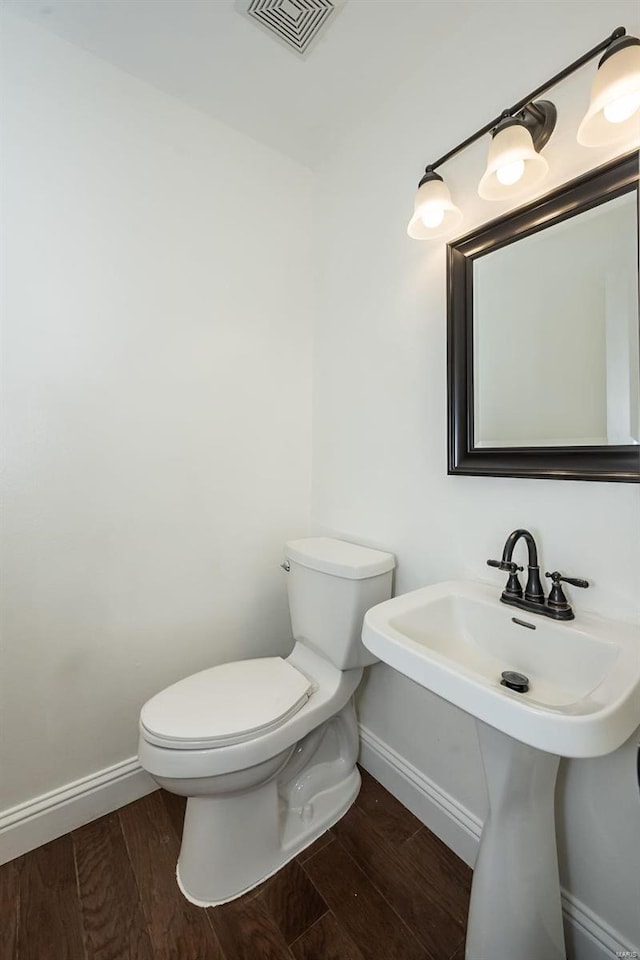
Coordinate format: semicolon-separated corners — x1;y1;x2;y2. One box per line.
478;102;556;200
578;34;640;145
408;26;640;239
407;170;462;239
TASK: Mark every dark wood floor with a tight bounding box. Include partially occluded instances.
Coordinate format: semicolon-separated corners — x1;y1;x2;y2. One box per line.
1;767;471;960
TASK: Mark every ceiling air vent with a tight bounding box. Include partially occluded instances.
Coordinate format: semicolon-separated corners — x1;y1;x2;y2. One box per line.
237;0;346;57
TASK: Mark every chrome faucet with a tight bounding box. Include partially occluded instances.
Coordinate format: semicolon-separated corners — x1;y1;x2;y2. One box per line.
487;528;588;621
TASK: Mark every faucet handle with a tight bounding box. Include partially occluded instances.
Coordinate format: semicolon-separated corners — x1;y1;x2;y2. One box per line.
545;571;588;615
545;571;589;589
488;559;524;599
487;559;524;574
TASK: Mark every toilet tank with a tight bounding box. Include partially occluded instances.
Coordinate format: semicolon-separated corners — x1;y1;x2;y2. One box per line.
284;537;395;670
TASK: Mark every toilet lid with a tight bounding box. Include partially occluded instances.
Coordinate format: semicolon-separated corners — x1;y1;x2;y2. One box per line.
140;657;313;749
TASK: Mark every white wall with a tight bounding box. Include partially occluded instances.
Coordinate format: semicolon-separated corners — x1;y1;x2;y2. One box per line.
311;0;640;948
0;13;312;811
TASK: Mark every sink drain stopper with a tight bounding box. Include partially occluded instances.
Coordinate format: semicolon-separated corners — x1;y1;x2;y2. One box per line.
500;670;529;693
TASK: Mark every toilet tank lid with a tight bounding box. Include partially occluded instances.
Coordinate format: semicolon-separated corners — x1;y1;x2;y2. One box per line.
285;537;395;580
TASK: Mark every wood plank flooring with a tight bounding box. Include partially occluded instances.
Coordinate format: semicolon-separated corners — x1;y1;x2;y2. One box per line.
0;767;471;960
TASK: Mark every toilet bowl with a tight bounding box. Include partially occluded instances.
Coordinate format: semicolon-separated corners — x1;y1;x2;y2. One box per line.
138;537;394;906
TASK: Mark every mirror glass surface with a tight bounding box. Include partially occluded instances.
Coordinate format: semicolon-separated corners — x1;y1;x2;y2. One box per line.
472;192;639;448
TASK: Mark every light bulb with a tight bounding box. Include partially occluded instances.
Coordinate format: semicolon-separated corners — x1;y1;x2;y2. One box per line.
419;204;445;229
496;159;525;186
603;90;640;123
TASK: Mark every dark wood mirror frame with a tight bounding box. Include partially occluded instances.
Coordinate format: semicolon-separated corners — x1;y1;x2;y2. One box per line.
447;151;640;483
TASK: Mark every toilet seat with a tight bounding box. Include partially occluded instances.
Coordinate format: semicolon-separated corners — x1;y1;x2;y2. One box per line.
138;644;363;781
140;657;313;750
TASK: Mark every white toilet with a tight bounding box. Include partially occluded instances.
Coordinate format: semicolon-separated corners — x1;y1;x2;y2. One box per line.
138;537;394;906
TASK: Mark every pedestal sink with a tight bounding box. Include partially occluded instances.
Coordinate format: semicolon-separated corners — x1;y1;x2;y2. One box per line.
362;580;640;960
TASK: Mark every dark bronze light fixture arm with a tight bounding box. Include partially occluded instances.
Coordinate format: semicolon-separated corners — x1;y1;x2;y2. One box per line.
423;26;627;176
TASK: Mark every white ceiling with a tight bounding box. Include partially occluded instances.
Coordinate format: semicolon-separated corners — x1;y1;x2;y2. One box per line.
0;0;513;168
3;1;639;170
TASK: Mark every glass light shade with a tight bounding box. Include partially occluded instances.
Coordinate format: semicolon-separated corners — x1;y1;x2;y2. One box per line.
478;123;549;201
578;43;640;146
407;177;462;239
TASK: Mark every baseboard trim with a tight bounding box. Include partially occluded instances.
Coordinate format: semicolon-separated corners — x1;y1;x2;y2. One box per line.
561;892;640;960
0;757;156;864
358;723;482;865
358;723;638;960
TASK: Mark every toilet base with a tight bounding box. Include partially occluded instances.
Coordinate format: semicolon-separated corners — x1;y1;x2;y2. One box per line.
174;702;362;906
176;768;360;907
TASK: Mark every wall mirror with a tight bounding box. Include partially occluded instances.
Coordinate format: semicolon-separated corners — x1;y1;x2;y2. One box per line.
447;152;639;482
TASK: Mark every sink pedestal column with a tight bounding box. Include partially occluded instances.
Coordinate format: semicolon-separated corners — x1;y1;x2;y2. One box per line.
466;722;565;960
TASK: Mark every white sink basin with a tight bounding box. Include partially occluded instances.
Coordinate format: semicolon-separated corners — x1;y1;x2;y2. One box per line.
363;580;640;757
